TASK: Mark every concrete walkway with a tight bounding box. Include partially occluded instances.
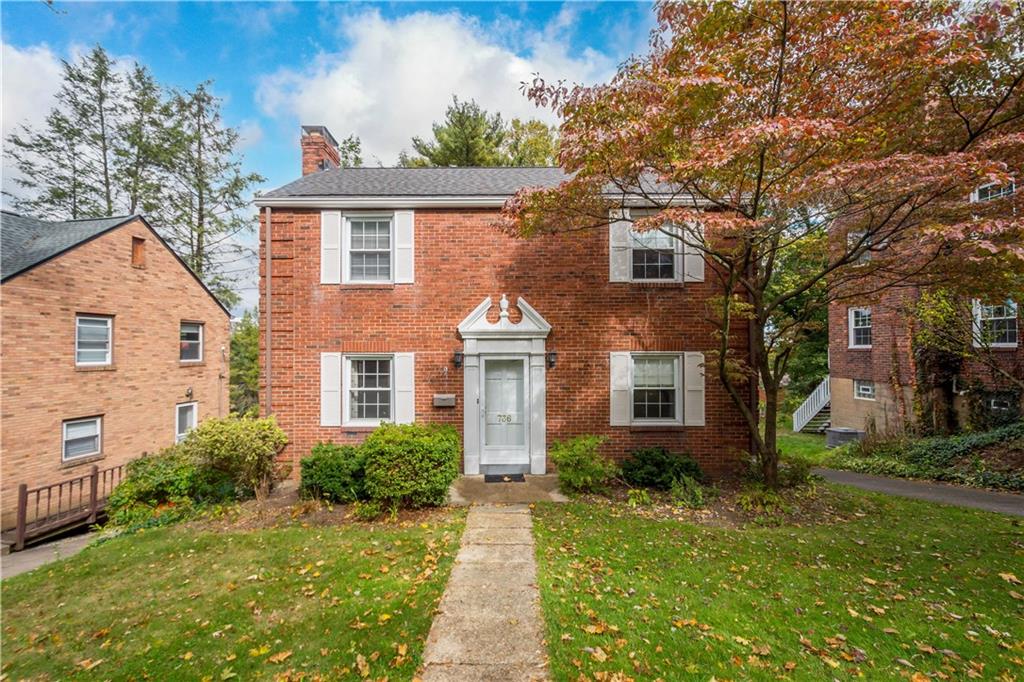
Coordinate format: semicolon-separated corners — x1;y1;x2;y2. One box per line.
420;504;548;681
816;468;1024;516
1;533;94;580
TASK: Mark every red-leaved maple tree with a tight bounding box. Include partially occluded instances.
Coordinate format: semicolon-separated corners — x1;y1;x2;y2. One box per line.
500;1;1024;485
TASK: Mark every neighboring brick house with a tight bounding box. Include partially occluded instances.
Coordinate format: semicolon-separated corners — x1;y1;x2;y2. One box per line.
0;212;230;529
256;126;754;479
820;181;1022;438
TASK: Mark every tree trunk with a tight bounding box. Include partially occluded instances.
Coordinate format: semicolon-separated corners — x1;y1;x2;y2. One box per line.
761;383;780;487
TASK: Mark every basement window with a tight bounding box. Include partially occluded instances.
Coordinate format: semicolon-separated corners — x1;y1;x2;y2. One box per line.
63;416;102;462
854;380;876;401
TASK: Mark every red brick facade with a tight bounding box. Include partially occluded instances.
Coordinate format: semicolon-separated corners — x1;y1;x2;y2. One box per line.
828;288;1023;432
0;219;230;529
259;207;753;478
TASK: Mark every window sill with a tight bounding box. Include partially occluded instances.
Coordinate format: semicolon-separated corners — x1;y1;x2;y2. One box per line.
60;454;104;469
179;361;206;367
335;283;396;290
847;346;872;351
853;397;876;402
629;424;685;432
626;281;685;288
339;426;379;433
76;365;116;372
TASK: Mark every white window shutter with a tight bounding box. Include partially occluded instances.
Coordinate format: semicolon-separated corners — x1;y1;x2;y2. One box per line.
609;352;632;425
321;211;341;284
609;209;631;282
683;223;705;282
683;352;706;426
394;353;416;424
394;210;415;283
341;214;351;283
320;352;342;426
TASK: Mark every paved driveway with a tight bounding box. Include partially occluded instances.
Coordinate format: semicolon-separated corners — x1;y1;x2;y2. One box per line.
815;468;1024;516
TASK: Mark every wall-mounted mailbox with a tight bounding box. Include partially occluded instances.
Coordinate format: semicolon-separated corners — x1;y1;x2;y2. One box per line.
433;394;456;407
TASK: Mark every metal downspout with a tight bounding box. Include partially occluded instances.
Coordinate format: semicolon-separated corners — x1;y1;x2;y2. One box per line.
264;206;272;415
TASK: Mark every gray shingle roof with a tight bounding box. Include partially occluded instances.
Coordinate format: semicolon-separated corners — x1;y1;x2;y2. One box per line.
1;211;137;281
261;167;570;198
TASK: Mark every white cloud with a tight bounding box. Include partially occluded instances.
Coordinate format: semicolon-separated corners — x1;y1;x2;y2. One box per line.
256;9;618;165
1;42;64;204
236;119;265;151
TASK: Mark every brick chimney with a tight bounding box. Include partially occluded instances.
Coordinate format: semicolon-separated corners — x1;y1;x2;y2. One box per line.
300;125;341;175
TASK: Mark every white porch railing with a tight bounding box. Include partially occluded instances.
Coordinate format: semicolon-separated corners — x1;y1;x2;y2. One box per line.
793;376;830;433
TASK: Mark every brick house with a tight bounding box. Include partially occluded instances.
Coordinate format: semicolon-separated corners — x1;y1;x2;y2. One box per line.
256;126;754;478
795;181;1022;440
0;212;230;529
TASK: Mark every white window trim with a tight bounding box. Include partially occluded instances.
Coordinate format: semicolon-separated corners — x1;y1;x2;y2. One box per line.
988;397;1013;412
342;354;395;427
629;352;684;425
75;315;112;366
180;322;204;362
343;212;395;285
853;379;876;401
848;307;872;349
972;299;1019;349
175;401;198;442
970;180;1016;203
62;416;102;462
627;210;683;283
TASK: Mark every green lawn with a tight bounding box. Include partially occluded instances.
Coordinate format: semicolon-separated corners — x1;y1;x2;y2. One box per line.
1;512;465;681
533;489;1024;681
777;428;831;465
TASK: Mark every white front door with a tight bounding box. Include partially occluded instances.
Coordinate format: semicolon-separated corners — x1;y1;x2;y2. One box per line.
480;357;529;466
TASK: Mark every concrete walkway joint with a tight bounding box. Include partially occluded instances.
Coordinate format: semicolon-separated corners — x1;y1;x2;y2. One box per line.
420;504;548;681
815;468;1024;516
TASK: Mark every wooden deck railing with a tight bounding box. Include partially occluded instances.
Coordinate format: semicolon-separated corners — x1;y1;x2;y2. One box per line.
12;463;126;551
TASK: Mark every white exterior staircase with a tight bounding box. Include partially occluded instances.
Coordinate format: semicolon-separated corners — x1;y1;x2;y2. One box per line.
793;376;831;433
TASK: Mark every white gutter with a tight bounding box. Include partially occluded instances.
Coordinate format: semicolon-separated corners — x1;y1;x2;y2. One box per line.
253;194;719;209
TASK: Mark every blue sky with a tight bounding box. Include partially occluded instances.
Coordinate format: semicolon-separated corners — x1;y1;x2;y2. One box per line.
1;1;655;308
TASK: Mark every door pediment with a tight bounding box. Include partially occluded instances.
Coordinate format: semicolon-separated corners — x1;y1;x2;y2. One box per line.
458;294;551;340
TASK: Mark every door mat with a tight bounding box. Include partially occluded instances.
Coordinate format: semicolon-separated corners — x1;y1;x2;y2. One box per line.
484;474;526;483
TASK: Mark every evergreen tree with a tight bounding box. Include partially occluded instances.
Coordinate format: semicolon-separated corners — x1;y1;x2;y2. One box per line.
115;63;173;217
402;96;507;167
229;310;260;415
503;118;558;166
162;83;265;308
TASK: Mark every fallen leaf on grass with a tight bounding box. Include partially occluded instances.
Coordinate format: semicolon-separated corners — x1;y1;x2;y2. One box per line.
78;659;103;670
268;650;292;664
999;572;1020;584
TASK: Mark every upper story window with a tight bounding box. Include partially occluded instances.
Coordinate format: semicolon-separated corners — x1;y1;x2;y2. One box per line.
63;416;102;462
972;181;1015;203
348;215;392;283
180;322;204;361
631;354;682;424
973;299;1019;348
345;356;393;425
629;210;679;281
848;307;872;349
76;315;112;366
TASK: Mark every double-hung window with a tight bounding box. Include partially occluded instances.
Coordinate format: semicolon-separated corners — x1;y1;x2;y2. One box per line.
180;322;203;361
176;402;197;442
854;379;876;401
76;315;112;365
848;307;872;348
973;181;1015;203
63;416;102;462
348;216;392;282
631;354;682;423
973;299;1019;348
346;356;393;424
629;210;678;281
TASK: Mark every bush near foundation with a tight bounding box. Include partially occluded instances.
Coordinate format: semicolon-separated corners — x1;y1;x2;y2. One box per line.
362;424;461;509
300;443;366;503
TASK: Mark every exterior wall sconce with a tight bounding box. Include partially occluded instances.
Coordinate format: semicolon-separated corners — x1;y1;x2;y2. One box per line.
546;351;558;369
453;351;464;369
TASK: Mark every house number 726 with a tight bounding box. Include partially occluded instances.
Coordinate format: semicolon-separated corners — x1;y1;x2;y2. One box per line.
497;414;512;423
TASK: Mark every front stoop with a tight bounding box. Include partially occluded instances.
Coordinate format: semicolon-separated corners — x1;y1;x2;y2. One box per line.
419;504;549;682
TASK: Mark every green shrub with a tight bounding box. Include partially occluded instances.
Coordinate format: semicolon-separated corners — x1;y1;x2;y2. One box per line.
778;457;814;488
352;499;384;521
669;475;705;508
549;435;618;495
362;423;460;508
179;415;288;499
736;483;789;514
621;447;704;489
107;446;233;526
300;442;366;503
627;488;652;507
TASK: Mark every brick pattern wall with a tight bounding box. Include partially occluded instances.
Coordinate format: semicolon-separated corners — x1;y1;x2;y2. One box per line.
828;288;1023;431
260;208;752;478
0;219;230;529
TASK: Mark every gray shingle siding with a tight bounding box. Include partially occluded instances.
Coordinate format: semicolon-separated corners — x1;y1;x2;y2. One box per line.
260;167;570;199
1;211;136;281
